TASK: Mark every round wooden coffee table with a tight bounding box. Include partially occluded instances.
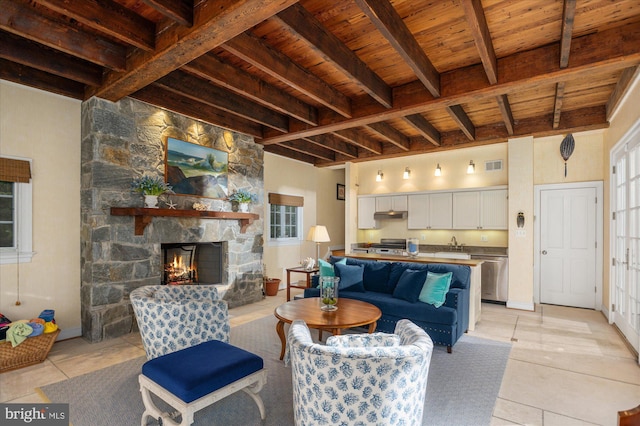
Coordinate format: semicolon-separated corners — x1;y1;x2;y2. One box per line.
274;297;382;360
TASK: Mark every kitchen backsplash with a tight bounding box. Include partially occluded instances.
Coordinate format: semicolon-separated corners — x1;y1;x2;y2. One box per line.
356;225;508;248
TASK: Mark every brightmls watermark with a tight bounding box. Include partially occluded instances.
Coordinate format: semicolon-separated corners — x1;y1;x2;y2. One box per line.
1;404;68;425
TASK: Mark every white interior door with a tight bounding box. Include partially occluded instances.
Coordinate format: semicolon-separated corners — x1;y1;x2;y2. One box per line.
612;133;640;357
539;187;597;309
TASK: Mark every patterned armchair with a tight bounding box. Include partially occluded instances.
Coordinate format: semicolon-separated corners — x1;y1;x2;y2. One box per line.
130;285;230;360
287;319;434;426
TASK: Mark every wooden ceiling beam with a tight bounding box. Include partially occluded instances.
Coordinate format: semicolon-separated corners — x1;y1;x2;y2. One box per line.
275;3;392;108
305;134;359;159
0;58;85;99
354;0;440;98
260;21;640;145
155;70;288;132
314;106;607;167
32;0;156;51
403;114;441;146
446;105;475;140
142;0;193;27
332;129;383;155
132;85;264;138
87;0;299;101
560;0;577;68
278;140;336;162
460;0;497;85
263;144;318;164
183;54;317;127
495;94;515;135
0;31;103;86
461;0;515;137
223;32;352;118
0;0;127;71
552;82;566;129
606;65;640;121
366;122;410;151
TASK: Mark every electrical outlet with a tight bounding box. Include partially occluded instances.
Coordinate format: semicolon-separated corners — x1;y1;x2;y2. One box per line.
480;235;488;242
516;229;526;237
421;234;426;240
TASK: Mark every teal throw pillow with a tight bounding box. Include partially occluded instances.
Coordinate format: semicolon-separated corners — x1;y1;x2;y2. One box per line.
334;263;365;292
418;272;453;307
392;269;427;303
318;258;346;277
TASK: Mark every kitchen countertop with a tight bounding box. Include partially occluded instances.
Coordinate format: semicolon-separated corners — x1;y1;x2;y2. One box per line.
342;252;484;267
352;244;508;257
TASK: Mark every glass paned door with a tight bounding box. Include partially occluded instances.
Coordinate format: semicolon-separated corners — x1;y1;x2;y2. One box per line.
612;132;640;361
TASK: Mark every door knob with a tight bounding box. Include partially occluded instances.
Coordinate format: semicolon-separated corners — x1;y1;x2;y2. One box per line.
541;250;547;255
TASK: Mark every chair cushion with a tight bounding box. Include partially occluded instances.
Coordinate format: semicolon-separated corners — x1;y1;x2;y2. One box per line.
142;340;263;403
334;263;365;292
419;272;453;307
392;269;427;302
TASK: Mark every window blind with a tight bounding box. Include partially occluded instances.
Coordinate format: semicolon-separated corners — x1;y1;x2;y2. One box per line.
268;193;303;207
0;158;32;183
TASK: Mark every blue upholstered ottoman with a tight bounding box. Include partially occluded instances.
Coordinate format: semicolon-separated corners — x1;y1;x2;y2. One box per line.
139;340;267;426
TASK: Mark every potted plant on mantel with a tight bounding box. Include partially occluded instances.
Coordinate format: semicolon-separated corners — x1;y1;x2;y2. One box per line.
228;189;257;212
131;175;173;208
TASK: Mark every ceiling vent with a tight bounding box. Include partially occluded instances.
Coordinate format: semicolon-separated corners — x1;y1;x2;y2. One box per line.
485;159;503;172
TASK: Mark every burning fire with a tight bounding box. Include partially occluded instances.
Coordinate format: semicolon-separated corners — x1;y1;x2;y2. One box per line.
164;254;194;284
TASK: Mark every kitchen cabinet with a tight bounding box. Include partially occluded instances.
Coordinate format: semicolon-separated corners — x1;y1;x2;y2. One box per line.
407;193;452;229
452;189;508;230
480;189;508;230
357;197;377;229
376;195;408;212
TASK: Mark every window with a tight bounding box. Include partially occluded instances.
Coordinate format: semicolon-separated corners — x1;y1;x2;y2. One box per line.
268;192;303;244
0;181;15;247
0;157;33;264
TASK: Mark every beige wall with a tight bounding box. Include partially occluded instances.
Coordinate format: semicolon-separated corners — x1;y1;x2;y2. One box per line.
262;152;345;284
0;81;81;338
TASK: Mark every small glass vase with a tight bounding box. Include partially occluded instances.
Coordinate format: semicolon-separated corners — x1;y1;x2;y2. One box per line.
407;238;419;257
320;276;339;311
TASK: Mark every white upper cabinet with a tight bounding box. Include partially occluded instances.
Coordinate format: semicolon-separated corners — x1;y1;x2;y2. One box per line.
452;189;508;229
408;193;452;229
376;195;408;212
452;191;481;229
357;197;377;229
480;189;508;230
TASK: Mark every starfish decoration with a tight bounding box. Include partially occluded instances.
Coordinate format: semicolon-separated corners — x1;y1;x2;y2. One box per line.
165;198;177;209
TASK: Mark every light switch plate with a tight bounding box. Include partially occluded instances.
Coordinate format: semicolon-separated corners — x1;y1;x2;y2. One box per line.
480;235;488;242
516;229;526;237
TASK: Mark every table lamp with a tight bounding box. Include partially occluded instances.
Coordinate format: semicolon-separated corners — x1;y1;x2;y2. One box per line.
307;225;331;264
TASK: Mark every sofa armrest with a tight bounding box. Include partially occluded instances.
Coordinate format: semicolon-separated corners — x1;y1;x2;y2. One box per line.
443;287;469;335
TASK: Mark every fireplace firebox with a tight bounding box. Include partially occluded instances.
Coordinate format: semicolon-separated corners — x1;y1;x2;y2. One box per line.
161;242;224;285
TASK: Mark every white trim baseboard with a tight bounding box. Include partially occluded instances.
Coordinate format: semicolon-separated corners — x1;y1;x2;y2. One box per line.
506;300;535;311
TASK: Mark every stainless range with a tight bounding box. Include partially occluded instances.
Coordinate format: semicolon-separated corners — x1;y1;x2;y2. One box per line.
369;238;406;256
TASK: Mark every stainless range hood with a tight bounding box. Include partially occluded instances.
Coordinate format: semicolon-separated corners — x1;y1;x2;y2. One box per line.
373;210;407;220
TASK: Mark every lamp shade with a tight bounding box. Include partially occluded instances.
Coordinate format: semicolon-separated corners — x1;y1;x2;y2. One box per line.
307;225;330;242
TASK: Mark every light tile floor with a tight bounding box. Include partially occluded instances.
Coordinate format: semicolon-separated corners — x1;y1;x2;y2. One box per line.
1;289;639;425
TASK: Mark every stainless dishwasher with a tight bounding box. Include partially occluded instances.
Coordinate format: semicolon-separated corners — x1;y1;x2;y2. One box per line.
471;255;508;302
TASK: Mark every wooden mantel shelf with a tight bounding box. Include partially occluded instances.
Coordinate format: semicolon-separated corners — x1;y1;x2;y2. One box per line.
110;207;259;235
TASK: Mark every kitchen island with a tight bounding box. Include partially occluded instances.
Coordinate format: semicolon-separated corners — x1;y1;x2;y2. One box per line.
341;252;483;331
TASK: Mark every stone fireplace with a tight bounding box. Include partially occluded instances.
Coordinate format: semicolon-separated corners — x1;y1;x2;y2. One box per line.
80;97;264;343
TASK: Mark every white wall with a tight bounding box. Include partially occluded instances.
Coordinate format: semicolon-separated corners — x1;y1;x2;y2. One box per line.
0;81;81;338
262;152;344;284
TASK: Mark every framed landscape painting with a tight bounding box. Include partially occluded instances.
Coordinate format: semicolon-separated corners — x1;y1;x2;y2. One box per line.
165;137;228;198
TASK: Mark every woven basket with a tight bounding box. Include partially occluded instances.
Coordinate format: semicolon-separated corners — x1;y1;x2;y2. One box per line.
0;329;60;373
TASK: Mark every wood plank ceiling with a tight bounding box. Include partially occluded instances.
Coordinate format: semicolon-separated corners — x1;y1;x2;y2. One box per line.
2;0;639;166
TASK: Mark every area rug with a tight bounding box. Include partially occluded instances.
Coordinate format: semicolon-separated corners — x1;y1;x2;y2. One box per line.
38;316;511;426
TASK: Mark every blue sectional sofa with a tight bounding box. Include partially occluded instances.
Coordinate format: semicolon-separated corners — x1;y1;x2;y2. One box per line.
304;256;471;352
